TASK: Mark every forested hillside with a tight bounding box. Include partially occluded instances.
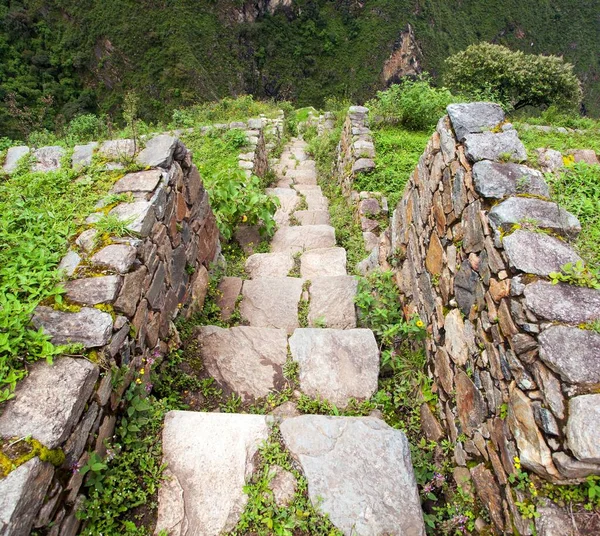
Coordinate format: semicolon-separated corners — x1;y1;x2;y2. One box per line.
1;0;599;138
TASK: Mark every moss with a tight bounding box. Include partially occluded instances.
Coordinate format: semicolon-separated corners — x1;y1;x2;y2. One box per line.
0;437;65;478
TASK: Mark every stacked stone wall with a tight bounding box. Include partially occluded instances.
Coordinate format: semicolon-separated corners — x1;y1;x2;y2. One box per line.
0;123;272;536
389;103;600;534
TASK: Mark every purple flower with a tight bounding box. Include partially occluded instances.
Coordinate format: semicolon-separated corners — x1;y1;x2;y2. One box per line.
145;383;153;393
70;461;82;474
433;472;446;486
423;482;434;494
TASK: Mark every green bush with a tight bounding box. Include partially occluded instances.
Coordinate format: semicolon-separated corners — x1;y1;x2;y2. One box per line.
444;43;582;112
66;114;109;143
366;76;456;131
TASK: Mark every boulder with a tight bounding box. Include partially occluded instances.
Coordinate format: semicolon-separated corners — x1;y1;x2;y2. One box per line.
289;328;379;407
108;201;156;237
503;230;582;276
566;395;600;463
3;145;30;173
64;275;122;305
155;412;270;536
31;307;113;348
444;309;469;366
216;277;243;321
0;357;99;448
524;281;600;324
268;466;297;507
472;161;549;198
137;135;179;168
464;130;527;162
72;142;98;168
32;146;65;172
536;148;564;173
99;139;136;160
58;250;81;277
111;169;162;194
446;102;505;141
308;276;357;329
488;197;581;238
280;415;425;536
91;244;137;273
552;452;600;479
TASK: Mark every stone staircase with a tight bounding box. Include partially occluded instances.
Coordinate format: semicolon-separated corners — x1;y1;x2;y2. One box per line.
154;138;426;536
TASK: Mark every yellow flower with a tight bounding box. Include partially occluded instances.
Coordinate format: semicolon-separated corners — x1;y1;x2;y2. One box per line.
416;320;424;328
242;214;248;223
139;368;145;375
136;378;142;384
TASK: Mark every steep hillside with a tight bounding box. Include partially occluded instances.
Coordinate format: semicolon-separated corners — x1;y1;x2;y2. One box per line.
1;0;599;138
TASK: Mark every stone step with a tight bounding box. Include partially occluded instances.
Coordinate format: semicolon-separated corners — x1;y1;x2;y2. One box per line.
195;326;288;401
300;247;347;277
271;225;336;254
266;187;300;226
156;412;425;536
292;184;322;194
286;168;317;185
289;328;380;407
304;191;329;210
308;276;357;329
245;252;294;278
240;277;304;333
293;209;331;226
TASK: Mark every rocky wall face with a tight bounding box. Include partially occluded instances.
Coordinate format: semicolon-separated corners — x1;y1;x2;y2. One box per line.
390;103;600;534
0;135;222;536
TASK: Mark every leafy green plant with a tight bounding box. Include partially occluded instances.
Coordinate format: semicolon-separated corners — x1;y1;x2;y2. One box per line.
549;260;600;289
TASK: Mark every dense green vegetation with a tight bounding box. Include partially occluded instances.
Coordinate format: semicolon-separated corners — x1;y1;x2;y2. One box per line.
2;0;599;140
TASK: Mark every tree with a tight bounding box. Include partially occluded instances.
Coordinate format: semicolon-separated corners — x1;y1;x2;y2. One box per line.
444;43;582;111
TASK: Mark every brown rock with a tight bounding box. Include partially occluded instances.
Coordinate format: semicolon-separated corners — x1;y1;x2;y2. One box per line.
425;232;444;276
420;404;444;441
456;371;487;435
470;464;505;531
434;347;454;395
216;277;243;321
489;278;510;302
114;267;147;316
189;265;209;315
497;299;518;338
268;466;298;507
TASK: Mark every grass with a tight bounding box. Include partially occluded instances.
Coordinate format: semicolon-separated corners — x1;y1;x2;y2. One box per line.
355;124;430;209
0;159;128;403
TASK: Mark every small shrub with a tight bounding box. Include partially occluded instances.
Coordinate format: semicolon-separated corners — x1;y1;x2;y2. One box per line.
65;114;109;144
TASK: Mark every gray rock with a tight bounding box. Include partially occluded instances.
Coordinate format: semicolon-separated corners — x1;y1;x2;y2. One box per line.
268;466;297;507
240;277;303;334
300;247;347;278
553;452;600;479
270;225;336;254
155;412;270;536
31;307;113;348
0;458;54;536
3;145;30;173
137;135;179;168
464;130;527;162
280;415;425;536
304;191;329;211
245;252;294;278
111;169;162;194
352;158;375;174
72;142;98;168
349;105;369;114
446;102;505;141
197;326;288;402
75;229;98;252
308;276;357;329
524;281;600;324
454;260;478;316
293;210;331;226
472;161;549;198
566;395;600;463
91;244;137;273
536;148;564;174
108;201;156;237
99;139;136;160
353;139;375;158
64;275;122;305
32;146;65;172
488;197;581;238
289;328;379;408
0;357;98;448
444;309;469;366
503;230;582;276
113;266;147;316
58;250;81;277
535;500;577;536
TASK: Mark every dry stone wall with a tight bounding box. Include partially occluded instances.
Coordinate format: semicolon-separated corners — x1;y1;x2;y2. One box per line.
389;102;600;534
0;122;273;536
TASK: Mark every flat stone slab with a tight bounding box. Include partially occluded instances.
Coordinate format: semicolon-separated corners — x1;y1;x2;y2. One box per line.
240;277;303;334
266;187;299;226
294;210;330;226
99;139;136;160
308;276;357;329
156;411;270;536
524;280;600;323
0;458;54;536
464;130;527;162
108;201;156;237
538;325;600;385
488;197;581;238
216;277;243;321
503;230;582;276
293;184;322;194
0;357;99;448
289;328;379;407
31;307;113;348
472;161;549;198
566;395;600;463
32;145;65;172
64;275;122;305
271;225;336;254
91;244;137;274
137;134;178;168
3;145;30;173
304;192;329;211
245;252;294;278
111;169;162;194
300;247;347;278
447;102;505;141
72;142;98;168
197;326;288;401
280;415;425;536
287;168;317;185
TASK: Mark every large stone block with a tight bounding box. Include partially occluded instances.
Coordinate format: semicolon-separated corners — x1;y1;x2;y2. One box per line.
566;395;600;463
280;415;425;536
111;169;162;194
447;102;505;141
488;197;581;238
0;357;99;448
91;244;137;274
32;146;65;172
472;161;549;199
3;145;30;173
308;276;357;329
109;201;157;237
245;252;294;278
137;135;179;168
155;412;270;536
270;225;336;254
289;328;379;407
300;247;347;278
64;275;122;305
464;130;527;163
72;142;97;168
